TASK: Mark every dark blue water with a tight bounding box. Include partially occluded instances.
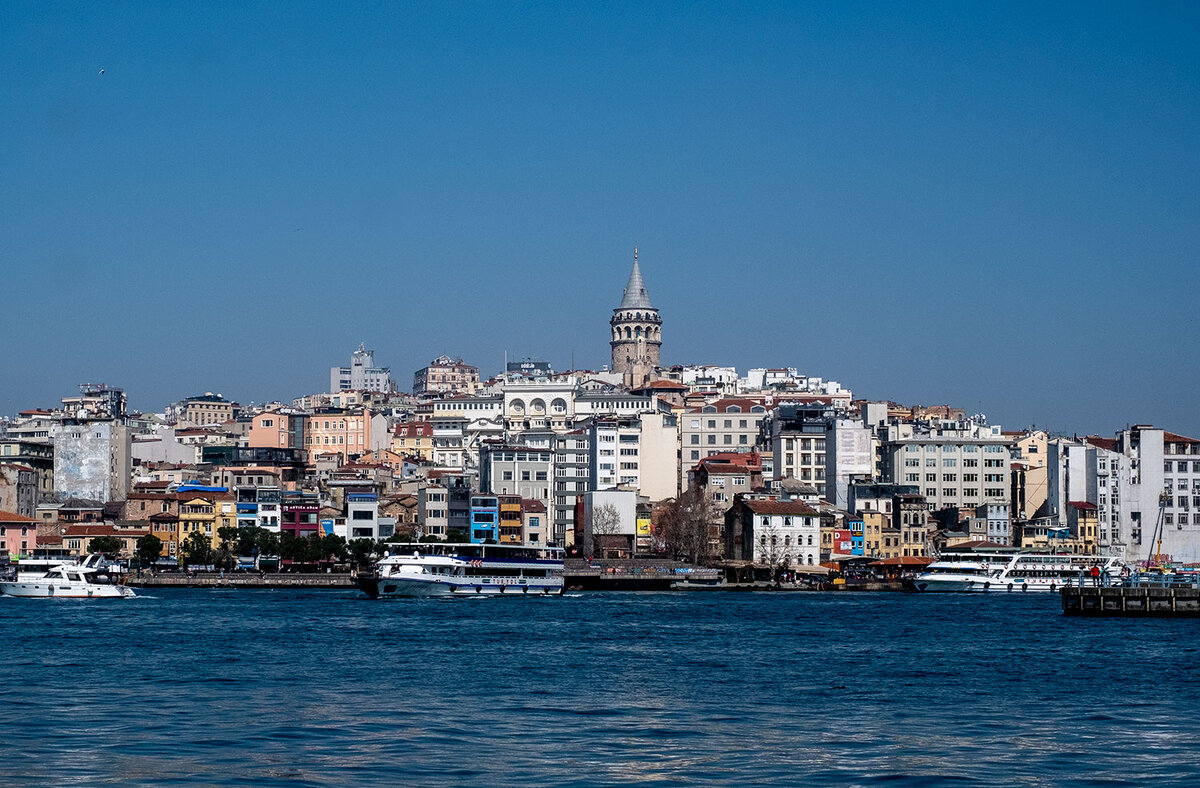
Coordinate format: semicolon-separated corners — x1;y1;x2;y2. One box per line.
2;589;1198;786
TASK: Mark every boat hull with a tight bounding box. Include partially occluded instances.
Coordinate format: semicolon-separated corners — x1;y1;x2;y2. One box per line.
0;581;135;599
356;576;562;598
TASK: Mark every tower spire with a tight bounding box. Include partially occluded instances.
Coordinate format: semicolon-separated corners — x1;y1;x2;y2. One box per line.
618;246;653;310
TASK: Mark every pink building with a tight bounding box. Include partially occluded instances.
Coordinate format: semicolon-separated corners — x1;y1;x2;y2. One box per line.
0;510;39;557
303;410;372;465
248;410;303;450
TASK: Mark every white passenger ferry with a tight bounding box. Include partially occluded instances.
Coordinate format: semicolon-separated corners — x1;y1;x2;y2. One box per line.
0;554;136;599
908;552;1126;593
356;543;564;598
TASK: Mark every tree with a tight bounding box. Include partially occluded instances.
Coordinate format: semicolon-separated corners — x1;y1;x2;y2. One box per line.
756;518;788;580
348;538;378;568
88;535;123;557
589;502;624;558
181;530;213;568
135;534;163;567
657;488;717;564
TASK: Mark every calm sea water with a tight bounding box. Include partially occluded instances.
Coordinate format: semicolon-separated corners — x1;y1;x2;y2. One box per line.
2;588;1198;786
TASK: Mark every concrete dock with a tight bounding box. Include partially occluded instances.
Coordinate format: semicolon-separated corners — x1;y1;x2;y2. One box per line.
1062;578;1200;617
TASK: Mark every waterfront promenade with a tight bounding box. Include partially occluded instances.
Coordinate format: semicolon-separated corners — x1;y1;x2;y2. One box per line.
128;572;355;588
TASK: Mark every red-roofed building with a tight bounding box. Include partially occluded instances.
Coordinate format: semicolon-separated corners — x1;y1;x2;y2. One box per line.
392;420;434;460
0;510;39;556
680;400;768;491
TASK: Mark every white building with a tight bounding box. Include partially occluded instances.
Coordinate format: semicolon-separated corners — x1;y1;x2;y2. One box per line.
879;420;1011;513
51;420;131;503
586;413;678;502
727;498;821;568
331;344;393;393
479;443;553;502
825;418;875;510
1107;426;1200;563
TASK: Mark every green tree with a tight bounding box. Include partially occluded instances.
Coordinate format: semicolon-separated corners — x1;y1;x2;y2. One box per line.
88;535;123;557
135;534;163;567
348;538;377;568
280;531;306;563
217;525;240;550
320;533;348;563
181;530;213;568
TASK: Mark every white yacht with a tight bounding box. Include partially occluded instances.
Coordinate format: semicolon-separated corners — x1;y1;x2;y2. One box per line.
357;543;564;598
909;552;1126;593
0;554;136;599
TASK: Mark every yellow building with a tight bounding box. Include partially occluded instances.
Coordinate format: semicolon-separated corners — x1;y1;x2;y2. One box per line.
392;421;434;461
178;495;220;551
862;510;888;557
498;495;523;544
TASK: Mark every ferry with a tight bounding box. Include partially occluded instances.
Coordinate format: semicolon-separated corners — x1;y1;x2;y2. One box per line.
356;543;564;598
0;554;136;599
908;552;1126;593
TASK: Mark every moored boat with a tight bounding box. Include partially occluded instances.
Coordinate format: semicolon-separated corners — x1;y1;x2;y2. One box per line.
0;554;136;599
908;551;1126;593
356;543;564;598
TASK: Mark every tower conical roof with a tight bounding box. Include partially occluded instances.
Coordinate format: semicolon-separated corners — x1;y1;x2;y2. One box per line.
617;249;654;310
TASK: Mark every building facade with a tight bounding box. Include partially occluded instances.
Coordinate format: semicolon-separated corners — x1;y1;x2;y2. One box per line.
331;343;393;393
413;356;481;397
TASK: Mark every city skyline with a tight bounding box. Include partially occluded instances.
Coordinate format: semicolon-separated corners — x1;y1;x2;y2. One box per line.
3;4;1199;437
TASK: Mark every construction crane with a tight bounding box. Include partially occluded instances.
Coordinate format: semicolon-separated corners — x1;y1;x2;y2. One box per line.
1145;491;1170;570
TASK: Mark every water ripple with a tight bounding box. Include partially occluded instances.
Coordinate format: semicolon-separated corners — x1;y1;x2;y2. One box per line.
1;590;1199;785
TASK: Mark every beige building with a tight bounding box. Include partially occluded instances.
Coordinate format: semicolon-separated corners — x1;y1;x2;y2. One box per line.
178;394;235;426
1009;429;1049;521
413;356;480;397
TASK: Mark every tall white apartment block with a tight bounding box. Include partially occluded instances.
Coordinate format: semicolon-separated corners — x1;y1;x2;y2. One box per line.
331;344;393;393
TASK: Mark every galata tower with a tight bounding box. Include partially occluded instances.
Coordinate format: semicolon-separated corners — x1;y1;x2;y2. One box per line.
610;248;662;388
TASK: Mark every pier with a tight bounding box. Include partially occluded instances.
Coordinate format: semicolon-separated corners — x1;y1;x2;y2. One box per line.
1061;576;1200;617
564;559;722;591
128;573;355;589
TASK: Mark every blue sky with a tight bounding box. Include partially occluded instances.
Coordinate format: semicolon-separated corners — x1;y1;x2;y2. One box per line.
2;2;1198;437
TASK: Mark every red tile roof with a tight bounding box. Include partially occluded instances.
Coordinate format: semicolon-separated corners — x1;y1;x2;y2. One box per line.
0;509;37;523
949;540;1010;550
1084;436;1117;451
1164;432;1200;444
687;398;766;414
742;500;819;516
1068;501;1098;511
870;556;934;566
62;524;150;537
